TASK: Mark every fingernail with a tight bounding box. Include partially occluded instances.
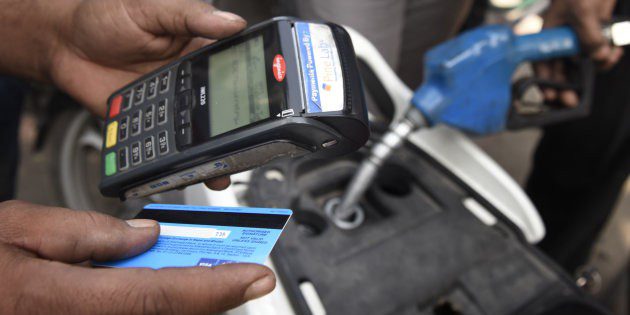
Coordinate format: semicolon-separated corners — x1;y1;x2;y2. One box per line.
244;274;275;300
126;219;158;228
213;10;245;23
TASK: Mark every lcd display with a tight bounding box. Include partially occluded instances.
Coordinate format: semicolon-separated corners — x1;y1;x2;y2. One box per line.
209;35;270;136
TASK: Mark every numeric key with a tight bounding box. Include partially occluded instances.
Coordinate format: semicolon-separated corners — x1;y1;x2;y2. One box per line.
131;110;142;136
158;131;169;155
133;83;145;105
144;105;155;131
119;116;129;141
159;71;170;93
147;77;158;99
131;142;142;165
118;147;129;170
144;137;155;160
122;91;133;111
157;99;168;125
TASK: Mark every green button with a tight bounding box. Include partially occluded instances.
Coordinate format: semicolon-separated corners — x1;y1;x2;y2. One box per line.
105;152;117;176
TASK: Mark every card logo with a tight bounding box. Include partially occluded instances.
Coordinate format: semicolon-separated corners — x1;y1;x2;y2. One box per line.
197;258;238;267
272;54;286;82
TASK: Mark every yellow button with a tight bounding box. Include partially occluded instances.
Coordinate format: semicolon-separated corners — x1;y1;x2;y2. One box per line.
106;121;118;148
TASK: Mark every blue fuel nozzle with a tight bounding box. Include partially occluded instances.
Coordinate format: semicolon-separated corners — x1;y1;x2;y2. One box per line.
412;25;579;135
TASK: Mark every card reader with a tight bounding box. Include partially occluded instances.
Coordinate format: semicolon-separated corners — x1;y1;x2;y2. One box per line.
99;18;369;199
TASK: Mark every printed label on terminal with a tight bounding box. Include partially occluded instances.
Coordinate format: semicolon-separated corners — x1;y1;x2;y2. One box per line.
295;22;344;113
272;54;286;82
124;160;230;199
96;204;292;269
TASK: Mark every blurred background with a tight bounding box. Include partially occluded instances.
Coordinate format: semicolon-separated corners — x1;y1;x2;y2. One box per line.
4;0;628;313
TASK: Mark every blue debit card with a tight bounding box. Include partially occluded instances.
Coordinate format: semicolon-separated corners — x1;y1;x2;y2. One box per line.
96;204;292;269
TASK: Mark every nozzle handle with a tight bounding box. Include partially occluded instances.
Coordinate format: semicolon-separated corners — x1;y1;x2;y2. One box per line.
514;27;580;62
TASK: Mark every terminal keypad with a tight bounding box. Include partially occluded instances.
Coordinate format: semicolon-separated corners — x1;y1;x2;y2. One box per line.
104;68;175;176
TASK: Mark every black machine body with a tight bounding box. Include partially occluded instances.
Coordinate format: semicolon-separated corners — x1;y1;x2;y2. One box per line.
99;17;369;199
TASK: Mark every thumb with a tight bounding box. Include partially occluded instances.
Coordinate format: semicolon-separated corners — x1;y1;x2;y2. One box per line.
131;0;247;39
570;11;610;60
0;201;159;263
27;262;276;315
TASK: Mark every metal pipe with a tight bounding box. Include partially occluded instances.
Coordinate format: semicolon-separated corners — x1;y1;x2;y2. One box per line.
333;110;424;221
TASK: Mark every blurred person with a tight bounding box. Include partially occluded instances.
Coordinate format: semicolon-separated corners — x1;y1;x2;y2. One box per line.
527;0;630;274
0;0;274;314
295;0;474;88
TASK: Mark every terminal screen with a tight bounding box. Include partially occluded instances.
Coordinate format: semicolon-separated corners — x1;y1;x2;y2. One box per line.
208;35;270;136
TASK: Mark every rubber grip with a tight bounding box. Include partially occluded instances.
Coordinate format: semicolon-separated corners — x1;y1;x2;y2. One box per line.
514;27;580;62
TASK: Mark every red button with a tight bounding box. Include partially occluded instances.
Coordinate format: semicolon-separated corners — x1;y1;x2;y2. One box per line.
109;95;122;118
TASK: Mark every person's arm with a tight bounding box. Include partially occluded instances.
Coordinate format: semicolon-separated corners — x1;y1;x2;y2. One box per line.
0;0;67;82
0;0;244;190
0;200;275;314
537;0;623;106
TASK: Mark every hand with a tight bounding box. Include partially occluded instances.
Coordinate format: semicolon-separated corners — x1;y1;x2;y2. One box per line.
536;0;623;107
52;0;243;191
0;0;237;190
0;201;275;315
50;0;246;117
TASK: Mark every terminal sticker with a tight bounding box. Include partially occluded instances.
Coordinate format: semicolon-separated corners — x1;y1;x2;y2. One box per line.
96;204;292;269
295;22;345;113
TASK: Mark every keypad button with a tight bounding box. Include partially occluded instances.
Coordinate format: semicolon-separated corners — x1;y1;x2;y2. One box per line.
109;95;122;118
131;110;142;136
118;147;129;170
133;83;145;105
131;142;142;165
122;91;133;111
147;77;158;99
177;62;191;78
105;152;117;176
176;91;192;110
177;68;186;78
158;131;169;155
177;76;192;92
144;105;155;131
105;121;118;149
177;109;191;128
159;71;170;93
144;137;155;160
176;125;192;148
118;116;129;142
157;99;168;125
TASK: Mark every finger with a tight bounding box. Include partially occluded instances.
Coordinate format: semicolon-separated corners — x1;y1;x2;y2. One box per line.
560;90;579;108
535;61;557;101
179;38;215;57
50;53;143;118
591;45;614;66
205;176;232;191
549;61;576;107
548;61;581;108
599;46;625;70
70;38;215;118
13;260;275;315
541;1;567;28
0;200;159;263
131;0;247;39
567;5;610;60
